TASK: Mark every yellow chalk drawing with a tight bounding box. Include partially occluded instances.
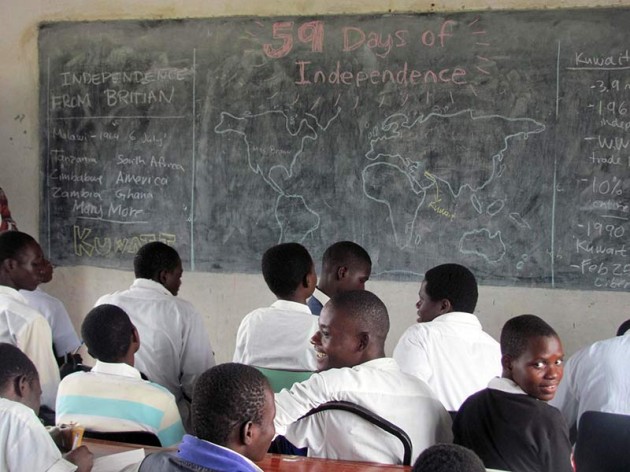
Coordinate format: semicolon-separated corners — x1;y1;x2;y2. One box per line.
424;171;456;221
73;225;176;257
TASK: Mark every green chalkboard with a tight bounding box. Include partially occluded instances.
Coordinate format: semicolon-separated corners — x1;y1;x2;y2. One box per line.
39;9;630;290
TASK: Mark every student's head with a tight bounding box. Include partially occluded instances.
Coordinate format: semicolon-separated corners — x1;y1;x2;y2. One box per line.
0;343;42;412
416;263;478;323
617;319;630;336
0;231;45;291
412;444;485;472
192;363;275;462
133;242;182;295
318;241;371;297
311;290;389;371
82;304;139;364
500;314;564;401
261;243;316;300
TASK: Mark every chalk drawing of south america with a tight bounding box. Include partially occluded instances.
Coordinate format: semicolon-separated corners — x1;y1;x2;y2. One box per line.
214;110;325;243
363;109;545;249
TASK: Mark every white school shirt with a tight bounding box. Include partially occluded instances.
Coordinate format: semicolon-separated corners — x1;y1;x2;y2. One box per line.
0;286;60;409
550;331;630;429
95;279;216;428
0;398;76;472
275;357;453;465
21;287;81;357
393;311;502;411
233;300;318;370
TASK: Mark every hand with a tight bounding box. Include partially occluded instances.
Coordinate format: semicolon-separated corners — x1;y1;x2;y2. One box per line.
64;446;93;472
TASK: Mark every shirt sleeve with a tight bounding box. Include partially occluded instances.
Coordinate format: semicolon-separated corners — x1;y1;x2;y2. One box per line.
232;316;249;363
179;305;216;400
273;372;331;436
47;298;82;357
157;397;186;447
4;407;76;472
392;326;433;383
16;315;60;409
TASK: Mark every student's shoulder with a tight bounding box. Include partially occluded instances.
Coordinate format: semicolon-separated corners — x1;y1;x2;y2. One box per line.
142;380;181;406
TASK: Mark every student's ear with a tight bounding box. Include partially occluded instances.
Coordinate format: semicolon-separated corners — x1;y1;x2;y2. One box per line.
336;266;348;281
501;354;513;373
157;269;168;286
2;257;17;272
357;332;370;351
240;420;255;446
439;298;452;314
14;375;29;399
131;327;141;352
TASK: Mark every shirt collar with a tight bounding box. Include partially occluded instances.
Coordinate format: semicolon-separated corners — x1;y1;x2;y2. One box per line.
0;285;28;303
177;434;263;472
131;278;173;296
354;357;397;371
433;311;482;328
91;360;142;379
270;299;312;314
488;376;527;395
312;287;330;306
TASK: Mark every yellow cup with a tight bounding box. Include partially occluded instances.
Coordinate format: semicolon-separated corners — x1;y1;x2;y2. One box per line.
70;423;85;449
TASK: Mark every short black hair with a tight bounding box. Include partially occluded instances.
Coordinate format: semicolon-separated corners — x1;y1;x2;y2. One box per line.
412;444;485;472
192;363;270;445
0;343;38;392
328;290;390;340
0;231;37;265
500;314;559;358
617;319;630;336
82;304;134;362
133;242;180;279
321;241;371;273
424;263;478;313
261;243;313;298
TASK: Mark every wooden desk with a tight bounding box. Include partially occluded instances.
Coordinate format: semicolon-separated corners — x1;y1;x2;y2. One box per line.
83;439;411;471
257;454;411;471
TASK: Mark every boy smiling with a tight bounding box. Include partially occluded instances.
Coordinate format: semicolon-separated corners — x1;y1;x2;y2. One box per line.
453;314;572;472
274;290;451;465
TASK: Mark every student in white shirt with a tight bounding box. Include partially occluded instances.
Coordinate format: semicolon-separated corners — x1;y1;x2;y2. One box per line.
550;325;630;431
0;343;92;472
275;290;452;465
21;259;81;360
307;241;371;315
95;241;215;431
233;242;318;370
393;263;501;411
0;231;60;409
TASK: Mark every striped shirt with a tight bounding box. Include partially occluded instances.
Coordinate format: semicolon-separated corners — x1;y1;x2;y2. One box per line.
56;360;185;447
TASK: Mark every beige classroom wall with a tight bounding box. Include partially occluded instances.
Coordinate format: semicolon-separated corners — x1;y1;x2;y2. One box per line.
2;0;629;363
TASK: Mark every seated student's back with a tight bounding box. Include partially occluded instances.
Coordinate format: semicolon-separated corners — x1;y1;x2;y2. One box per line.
56;304;185;447
393;263;501;411
95;241;215;430
233;242;318;370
